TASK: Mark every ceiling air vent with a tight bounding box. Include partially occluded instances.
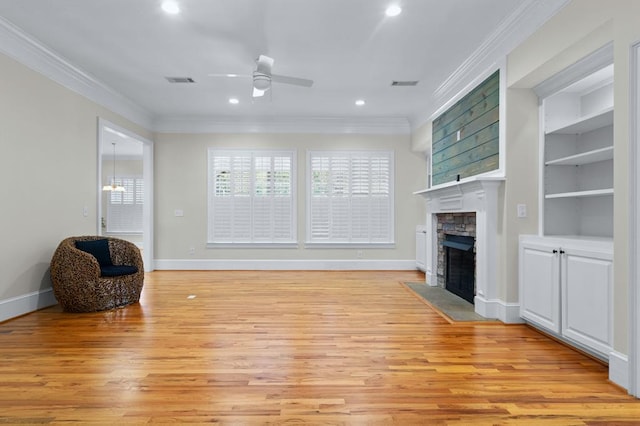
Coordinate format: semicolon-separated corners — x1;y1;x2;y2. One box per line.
165;77;195;83
391;80;419;87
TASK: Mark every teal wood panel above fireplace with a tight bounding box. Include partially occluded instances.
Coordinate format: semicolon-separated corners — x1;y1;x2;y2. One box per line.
431;70;499;186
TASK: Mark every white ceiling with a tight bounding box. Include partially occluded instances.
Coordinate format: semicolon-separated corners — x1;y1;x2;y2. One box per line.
0;0;567;131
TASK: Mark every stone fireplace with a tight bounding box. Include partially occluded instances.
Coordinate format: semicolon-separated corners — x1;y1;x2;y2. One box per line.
415;177;505;320
436;213;476;304
436;212;476;288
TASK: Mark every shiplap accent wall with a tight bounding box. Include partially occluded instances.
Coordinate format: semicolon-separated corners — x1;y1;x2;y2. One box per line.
431;71;500;186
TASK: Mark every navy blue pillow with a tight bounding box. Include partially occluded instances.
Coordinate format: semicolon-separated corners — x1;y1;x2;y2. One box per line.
100;265;138;277
75;239;113;267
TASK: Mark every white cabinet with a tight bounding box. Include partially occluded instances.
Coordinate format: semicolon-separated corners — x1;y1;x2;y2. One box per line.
415;225;426;272
519;239;560;333
541;64;614;238
519;235;613;360
562;245;613;356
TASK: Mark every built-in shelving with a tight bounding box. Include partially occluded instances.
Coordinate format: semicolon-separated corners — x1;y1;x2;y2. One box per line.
521;46;615;365
540;62;614;238
545;146;613;166
546;107;613;135
545;188;614;199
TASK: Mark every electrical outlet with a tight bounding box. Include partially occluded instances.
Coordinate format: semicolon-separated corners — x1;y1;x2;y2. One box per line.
517;204;527;218
356;250;364;259
188;247;195;255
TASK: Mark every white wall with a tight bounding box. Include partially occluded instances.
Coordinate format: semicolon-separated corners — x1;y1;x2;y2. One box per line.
500;88;540;303
0;51;151;319
154;132;427;265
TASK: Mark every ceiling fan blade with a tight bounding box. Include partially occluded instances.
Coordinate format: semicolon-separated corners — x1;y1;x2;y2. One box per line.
256;55;274;74
252;87;266;98
208;73;251;78
271;74;314;87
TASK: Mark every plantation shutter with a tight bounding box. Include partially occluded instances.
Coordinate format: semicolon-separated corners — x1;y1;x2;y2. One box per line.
308;151;394;244
106;176;143;233
208;149;295;244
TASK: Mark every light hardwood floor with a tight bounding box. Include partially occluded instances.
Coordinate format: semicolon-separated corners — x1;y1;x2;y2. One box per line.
1;270;639;424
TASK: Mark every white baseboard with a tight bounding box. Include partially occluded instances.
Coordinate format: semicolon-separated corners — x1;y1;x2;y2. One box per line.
0;288;57;323
475;295;524;324
154;259;417;271
609;351;628;390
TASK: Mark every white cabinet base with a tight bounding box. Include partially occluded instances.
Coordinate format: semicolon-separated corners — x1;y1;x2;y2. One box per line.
519;235;613;361
520;241;560;332
415;225;426;272
562;248;613;356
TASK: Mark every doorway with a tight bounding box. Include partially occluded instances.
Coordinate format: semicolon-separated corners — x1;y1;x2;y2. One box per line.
97;118;153;271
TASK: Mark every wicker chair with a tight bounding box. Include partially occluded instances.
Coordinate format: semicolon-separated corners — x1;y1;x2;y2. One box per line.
50;236;144;312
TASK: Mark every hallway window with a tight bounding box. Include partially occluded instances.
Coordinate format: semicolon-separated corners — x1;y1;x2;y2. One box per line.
208;149;296;245
106;176;143;233
307;150;394;245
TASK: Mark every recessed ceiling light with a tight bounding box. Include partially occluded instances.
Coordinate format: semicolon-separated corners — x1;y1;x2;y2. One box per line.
161;1;180;14
229;98;239;104
355;99;366;106
385;4;402;17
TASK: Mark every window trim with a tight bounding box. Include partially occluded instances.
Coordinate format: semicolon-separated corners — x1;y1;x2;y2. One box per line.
207;148;297;246
305;149;395;246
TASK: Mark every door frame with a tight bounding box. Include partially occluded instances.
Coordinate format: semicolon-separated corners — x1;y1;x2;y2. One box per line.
97;118;154;271
629;40;640;397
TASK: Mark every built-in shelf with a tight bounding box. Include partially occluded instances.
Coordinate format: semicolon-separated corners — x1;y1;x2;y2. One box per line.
546;107;613;135
545;188;614;199
540;61;614;238
545;146;614;166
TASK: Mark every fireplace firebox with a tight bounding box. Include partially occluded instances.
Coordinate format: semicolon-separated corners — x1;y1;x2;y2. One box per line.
443;234;475;304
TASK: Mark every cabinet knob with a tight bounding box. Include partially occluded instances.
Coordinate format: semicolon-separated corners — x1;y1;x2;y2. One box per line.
552;249;558;254
560;250;565;255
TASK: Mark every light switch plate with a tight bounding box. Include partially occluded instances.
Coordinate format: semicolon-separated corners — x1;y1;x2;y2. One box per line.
174;209;184;217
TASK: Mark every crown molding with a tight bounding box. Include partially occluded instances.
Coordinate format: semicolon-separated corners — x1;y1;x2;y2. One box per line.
0;16;411;136
411;0;570;130
153;115;411;135
0;2;567;137
0;14;409;136
533;42;613;99
0;16;154;129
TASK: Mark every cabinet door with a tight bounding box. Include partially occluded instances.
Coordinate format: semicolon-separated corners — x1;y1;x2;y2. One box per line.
520;241;561;332
561;248;613;355
416;230;426;272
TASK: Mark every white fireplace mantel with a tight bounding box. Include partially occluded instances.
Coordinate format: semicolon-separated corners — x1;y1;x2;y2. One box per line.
414;176;511;321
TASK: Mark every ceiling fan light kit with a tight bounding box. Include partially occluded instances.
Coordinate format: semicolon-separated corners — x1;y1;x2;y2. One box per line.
210;54;313;100
252;73;271;91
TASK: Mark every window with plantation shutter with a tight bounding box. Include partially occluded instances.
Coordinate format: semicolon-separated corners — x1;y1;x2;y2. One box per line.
106;176;143;233
208;149;296;245
307;150;394;245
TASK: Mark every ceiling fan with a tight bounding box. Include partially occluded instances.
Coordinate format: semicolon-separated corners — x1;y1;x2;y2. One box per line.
212;55;314;98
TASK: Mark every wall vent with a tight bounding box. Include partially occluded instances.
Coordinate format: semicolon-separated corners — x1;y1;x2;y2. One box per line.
166;77;195;83
391;80;419;86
